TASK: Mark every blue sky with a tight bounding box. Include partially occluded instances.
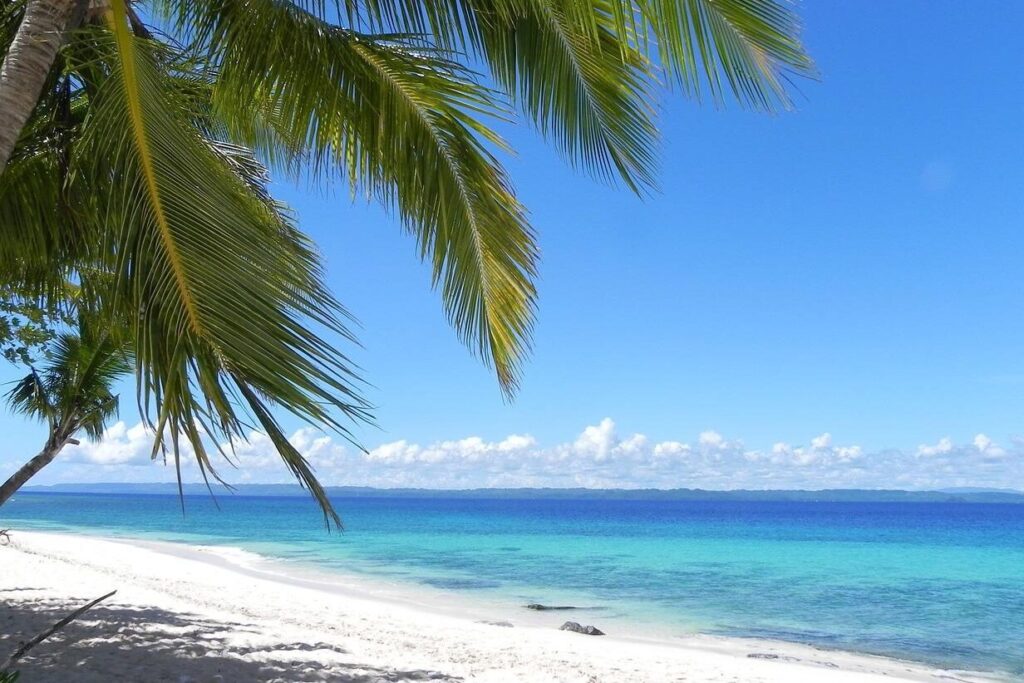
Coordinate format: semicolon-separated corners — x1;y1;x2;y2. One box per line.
4;1;1024;490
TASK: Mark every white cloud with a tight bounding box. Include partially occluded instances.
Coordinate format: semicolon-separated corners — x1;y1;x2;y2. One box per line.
653;441;688;457
917;437;953;458
573;417;617;459
698;430;724;448
834;445;863;462
811;433;832;450
793;450;820;466
914;434;1010;464
28;419;1024;492
973;433;1006;460
617;433;648;454
366;440;420;463
498;434;535;452
64;421;157;466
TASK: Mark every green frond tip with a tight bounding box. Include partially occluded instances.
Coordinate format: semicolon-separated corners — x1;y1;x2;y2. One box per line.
238;381;342;529
631;0;816;110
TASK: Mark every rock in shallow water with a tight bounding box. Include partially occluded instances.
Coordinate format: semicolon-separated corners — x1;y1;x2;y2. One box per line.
525;603;577;611
559;621;604;636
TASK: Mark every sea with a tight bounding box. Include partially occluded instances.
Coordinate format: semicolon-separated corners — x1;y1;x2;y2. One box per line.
3;491;1023;678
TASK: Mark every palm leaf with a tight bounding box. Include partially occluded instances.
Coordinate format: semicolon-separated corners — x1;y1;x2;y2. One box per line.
464;0;659;193
320;0;813;178
80;0;372;526
324;0;659;192
626;0;815;109
205;0;538;395
0;53;91;293
5;368;52;426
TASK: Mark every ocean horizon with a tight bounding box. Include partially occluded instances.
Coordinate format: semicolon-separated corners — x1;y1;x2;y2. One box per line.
4;489;1023;678
22;482;1024;502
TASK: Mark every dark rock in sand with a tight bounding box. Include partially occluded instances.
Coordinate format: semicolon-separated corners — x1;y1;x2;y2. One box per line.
559;621;604;636
525;603;577;611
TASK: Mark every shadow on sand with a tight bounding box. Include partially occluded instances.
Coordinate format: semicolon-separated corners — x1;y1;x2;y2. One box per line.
1;593;461;682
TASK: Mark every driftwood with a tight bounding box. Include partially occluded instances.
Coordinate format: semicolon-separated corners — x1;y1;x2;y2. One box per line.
0;590;117;673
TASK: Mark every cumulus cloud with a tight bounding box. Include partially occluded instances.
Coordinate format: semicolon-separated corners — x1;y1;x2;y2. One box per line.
64;421;158;466
917;437;953;458
834;445;863;463
973;433;1006;460
766;435;861;468
915;433;1008;464
653;441;687;457
699;431;724;448
573;417;618;459
30;418;1024;491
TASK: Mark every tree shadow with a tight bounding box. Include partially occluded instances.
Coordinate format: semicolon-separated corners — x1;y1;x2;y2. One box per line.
1;593;461;682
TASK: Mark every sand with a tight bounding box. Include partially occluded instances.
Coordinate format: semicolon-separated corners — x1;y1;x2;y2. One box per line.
0;530;1000;682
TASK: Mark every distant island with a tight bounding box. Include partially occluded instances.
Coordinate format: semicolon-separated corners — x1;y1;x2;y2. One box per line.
22;483;1024;504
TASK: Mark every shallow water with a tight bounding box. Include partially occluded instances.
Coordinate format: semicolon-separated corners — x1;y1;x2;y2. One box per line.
3;492;1022;676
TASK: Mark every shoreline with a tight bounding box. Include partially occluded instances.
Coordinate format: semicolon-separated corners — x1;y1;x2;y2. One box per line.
0;529;1006;682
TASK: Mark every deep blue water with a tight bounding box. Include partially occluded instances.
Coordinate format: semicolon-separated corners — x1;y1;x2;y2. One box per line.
3;492;1023;676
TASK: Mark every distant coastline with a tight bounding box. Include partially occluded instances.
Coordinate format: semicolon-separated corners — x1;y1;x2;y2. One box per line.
22;482;1024;503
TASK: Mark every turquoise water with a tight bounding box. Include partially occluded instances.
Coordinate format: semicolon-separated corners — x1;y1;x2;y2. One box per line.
3;492;1023;676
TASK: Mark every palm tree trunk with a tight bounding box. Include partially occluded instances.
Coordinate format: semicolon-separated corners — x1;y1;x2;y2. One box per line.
0;0;79;174
0;435;73;507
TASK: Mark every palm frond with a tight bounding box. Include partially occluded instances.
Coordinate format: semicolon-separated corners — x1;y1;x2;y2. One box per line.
465;0;660;193
64;320;132;439
237;381;340;527
5;317;128;441
5;368;52;424
0;142;68;280
206;0;538;395
317;0;659;192
303;0;812;181
1;1;26;62
78;0;371;525
625;0;815;109
0;70;92;292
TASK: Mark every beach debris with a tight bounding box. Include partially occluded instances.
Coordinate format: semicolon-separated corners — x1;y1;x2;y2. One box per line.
0;589;117;675
0;530;9;546
477;620;514;628
747;653;800;663
525;603;577;611
559;621;604;636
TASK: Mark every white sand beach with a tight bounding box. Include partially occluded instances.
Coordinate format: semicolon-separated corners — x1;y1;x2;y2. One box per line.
0;530;999;682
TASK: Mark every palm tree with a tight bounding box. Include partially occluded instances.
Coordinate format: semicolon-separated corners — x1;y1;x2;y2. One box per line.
0;0;813;524
0;320;131;506
0;0;80;172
